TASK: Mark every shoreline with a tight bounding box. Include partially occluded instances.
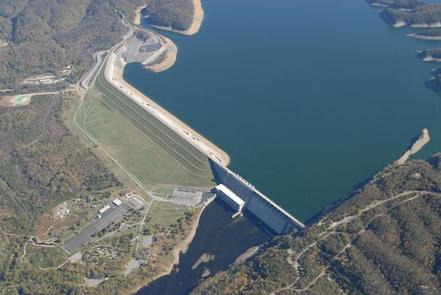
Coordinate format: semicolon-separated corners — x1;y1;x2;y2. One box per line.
411;22;441;29
133;5;146;26
407;33;441;41
185;0;204;35
422;55;441;62
123;197;215;295
106;47;231;166
396;128;430;165
147;0;204;36
142;34;177;73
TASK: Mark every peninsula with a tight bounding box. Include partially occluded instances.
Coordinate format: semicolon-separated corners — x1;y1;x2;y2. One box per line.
138;0;204;35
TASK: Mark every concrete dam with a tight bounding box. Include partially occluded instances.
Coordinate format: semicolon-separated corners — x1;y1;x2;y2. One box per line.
210;159;305;234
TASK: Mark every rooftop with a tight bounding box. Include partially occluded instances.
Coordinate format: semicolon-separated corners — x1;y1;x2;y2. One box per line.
216;184;245;207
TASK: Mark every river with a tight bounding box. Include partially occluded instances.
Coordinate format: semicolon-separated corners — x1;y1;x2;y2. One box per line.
136;199;271;295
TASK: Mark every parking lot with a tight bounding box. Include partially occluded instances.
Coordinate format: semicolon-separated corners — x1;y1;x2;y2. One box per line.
62;203;129;253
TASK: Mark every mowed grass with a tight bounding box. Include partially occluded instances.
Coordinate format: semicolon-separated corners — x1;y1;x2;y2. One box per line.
74;86;214;189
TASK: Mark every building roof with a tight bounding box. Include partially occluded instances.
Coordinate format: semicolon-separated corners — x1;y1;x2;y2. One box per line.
113;199;122;206
99;205;110;214
216;184;245;206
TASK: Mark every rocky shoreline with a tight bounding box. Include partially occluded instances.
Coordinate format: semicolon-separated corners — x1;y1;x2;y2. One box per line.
396;129;430;165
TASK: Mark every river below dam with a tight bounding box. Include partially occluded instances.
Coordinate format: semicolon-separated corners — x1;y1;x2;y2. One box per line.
136;199;271;295
130;0;441;293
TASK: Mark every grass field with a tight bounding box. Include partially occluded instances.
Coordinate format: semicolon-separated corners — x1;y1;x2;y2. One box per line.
70;66;214;192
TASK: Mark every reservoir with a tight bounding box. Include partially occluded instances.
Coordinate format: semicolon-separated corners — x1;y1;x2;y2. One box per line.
125;0;441;222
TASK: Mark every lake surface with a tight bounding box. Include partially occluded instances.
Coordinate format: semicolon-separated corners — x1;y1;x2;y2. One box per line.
126;0;441;222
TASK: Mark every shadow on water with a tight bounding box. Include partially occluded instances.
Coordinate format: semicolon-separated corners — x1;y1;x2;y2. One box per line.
136;199;271;295
305;170;380;227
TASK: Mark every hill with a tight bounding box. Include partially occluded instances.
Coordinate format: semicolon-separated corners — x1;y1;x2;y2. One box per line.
0;0;126;90
192;158;441;294
141;0;195;31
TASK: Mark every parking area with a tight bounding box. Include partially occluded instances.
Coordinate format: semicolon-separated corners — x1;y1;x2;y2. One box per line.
169;188;203;206
62;203;129;254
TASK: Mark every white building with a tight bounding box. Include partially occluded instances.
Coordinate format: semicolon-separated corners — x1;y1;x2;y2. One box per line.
99;205;111;214
113;199;122;206
215;184;245;218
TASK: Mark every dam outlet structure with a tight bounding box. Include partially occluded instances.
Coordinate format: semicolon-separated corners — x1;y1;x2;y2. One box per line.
210;159;305;235
215;184;245;218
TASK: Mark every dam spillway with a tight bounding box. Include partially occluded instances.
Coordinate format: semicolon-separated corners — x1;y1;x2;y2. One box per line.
210;159;305;234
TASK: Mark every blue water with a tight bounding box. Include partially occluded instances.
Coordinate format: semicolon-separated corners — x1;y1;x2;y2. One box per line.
126;0;441;222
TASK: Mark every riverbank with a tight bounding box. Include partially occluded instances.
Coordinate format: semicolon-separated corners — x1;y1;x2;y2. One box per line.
123;197;215;295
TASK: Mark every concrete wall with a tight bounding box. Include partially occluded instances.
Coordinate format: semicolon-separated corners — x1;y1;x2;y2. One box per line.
217;191;242;212
210;160;304;234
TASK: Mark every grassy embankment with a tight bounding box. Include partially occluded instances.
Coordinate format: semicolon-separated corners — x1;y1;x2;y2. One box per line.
66;70;214;193
62;63;215;291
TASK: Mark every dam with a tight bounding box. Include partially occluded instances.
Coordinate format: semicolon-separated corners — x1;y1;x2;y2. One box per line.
210;159;305;234
104;46;305;236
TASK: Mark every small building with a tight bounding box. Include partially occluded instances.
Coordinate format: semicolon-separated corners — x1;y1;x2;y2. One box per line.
99;205;111;214
113;199;122;206
215;184;245;218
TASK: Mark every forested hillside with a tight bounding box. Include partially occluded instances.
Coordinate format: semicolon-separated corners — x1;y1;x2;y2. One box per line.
0;93;122;293
383;4;441;25
141;0;195;31
0;93;120;233
192;158;441;294
0;0;126;89
0;0;200;90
